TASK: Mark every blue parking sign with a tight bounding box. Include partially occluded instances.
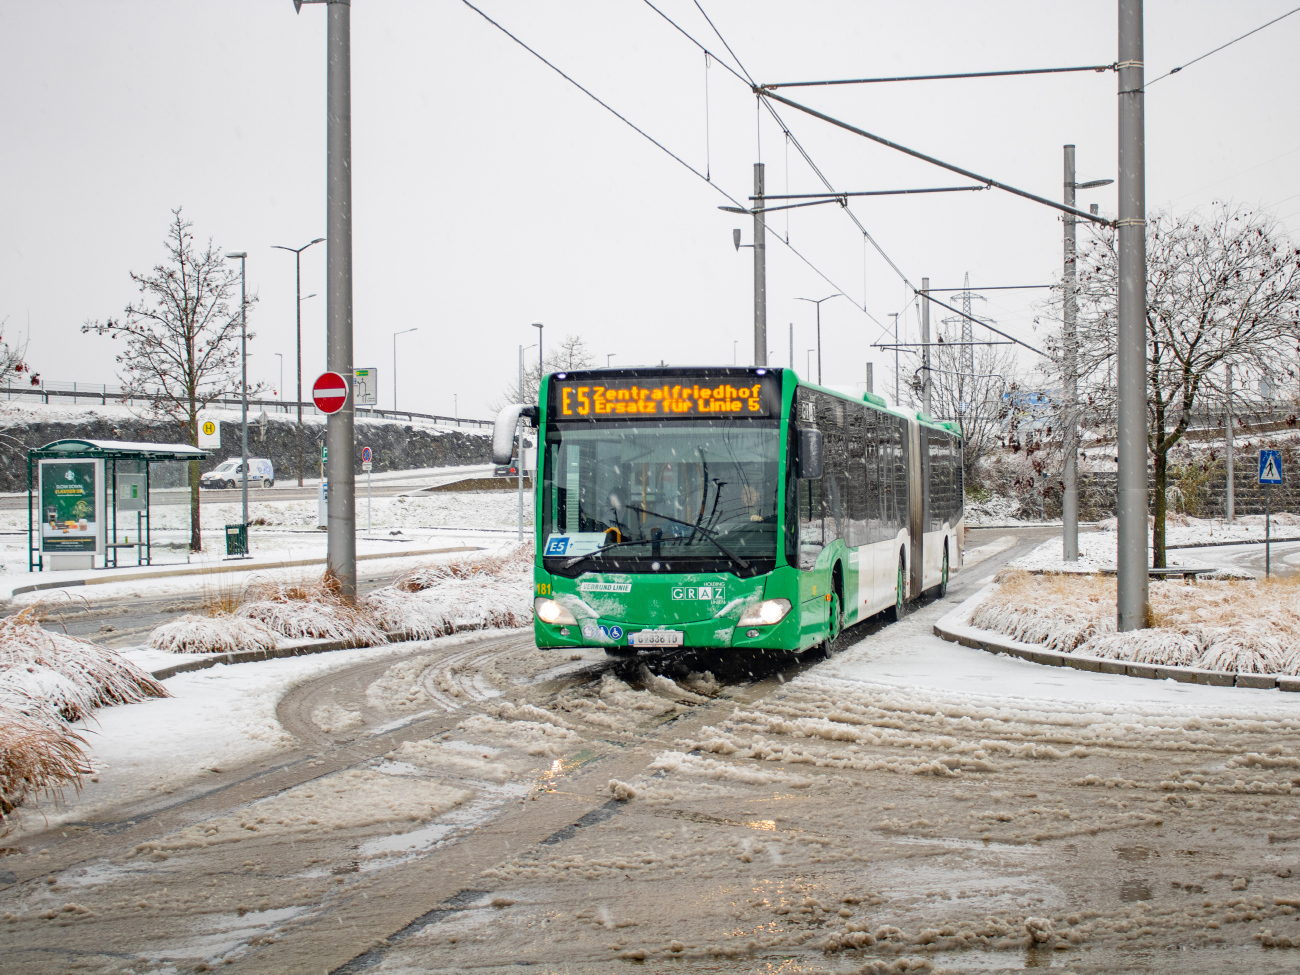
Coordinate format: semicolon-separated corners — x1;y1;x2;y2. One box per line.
1259;449;1283;485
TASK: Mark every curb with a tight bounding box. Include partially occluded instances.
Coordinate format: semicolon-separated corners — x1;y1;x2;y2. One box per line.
10;545;482;597
148;628;433;681
932;585;1300;693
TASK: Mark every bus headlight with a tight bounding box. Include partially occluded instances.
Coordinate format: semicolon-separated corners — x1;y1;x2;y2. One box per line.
737;598;791;626
534;598;577;625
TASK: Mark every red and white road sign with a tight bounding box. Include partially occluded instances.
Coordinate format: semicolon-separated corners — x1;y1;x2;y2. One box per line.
312;372;349;414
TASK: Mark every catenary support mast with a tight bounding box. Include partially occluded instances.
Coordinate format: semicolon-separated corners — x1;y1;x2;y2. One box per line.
1062;144;1079;562
326;0;356;600
1116;0;1148;630
753;163;767;367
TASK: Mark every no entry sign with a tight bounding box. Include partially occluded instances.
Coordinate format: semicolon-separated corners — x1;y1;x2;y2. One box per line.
312;372;349;414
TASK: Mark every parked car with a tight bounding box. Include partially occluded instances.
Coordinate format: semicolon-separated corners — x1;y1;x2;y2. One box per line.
200;457;275;490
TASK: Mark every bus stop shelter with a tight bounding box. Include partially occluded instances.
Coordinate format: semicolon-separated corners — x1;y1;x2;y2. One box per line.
27;439;209;572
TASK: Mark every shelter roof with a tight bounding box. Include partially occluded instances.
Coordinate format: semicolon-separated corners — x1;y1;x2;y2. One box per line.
30;439;210;462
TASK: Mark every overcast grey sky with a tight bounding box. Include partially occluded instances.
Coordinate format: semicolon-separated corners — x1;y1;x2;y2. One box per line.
3;1;1299;420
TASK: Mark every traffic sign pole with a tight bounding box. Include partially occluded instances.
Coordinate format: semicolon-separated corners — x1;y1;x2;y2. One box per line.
1257;449;1283;578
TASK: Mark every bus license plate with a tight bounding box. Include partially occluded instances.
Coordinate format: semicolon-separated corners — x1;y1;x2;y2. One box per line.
629;629;683;648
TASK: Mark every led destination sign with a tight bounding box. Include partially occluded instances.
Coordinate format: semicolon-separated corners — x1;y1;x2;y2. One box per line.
553;376;778;420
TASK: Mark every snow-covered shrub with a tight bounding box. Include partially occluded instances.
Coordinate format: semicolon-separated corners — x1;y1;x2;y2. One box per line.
365;544;534;639
0;609;167;721
391;544;532;592
236;575;387;645
971;571;1114;652
0;608;166;824
974;572;1300;674
1194;629;1289;675
148;615;279;655
0;709;90;822
1076;630;1201;667
365;580;531;639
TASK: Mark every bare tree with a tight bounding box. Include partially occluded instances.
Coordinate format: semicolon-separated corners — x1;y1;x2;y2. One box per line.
1067;204;1300;566
494;333;596;410
83;208;258;551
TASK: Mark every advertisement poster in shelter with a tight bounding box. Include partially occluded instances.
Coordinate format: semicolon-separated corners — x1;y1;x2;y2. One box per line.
40;460;102;553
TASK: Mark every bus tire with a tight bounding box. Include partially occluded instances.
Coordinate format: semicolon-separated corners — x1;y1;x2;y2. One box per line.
890;551;909;621
938;544;949;598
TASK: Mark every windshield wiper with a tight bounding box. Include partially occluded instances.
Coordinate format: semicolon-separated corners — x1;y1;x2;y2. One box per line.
617;503;750;570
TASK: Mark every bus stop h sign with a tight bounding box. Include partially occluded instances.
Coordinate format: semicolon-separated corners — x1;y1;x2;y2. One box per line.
312;372;349;414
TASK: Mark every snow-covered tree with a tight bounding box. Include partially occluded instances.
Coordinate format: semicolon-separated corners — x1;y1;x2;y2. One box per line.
83;208;259;551
1065;204;1300;566
496;333;596;409
915;333;1021;492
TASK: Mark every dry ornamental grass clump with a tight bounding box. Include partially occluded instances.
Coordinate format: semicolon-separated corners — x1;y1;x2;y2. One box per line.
392;545;532;593
148;615;279;655
974;570;1300;674
369;546;534;640
0;607;167;826
236;574;388;646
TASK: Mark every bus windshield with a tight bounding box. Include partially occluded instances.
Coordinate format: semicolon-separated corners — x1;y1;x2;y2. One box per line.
542;420;779;574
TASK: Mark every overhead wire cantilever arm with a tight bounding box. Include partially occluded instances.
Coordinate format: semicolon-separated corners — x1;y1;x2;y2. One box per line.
759;88;1113;228
761;64;1116;90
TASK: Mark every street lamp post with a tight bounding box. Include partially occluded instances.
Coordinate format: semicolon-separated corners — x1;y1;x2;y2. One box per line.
532;323;543;376
273;353;284;408
226;251;249;537
271;237;325;486
806;348;815;377
393;327;418;413
1061;145;1113;562
607;353;616;367
518;342;537;542
796;294;845;385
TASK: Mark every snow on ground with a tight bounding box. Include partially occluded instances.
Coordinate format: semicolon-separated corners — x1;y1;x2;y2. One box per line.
969;570;1300;672
1013;513;1300;573
5;631;513;835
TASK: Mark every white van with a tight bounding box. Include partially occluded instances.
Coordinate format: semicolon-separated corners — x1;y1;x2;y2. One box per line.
200;457;275;490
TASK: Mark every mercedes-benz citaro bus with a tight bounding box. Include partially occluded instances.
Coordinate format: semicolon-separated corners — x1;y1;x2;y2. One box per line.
492;366;963;656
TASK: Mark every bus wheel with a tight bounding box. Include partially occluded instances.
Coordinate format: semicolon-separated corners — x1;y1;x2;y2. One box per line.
890;552;909;621
828;591;843;645
938;545;949;598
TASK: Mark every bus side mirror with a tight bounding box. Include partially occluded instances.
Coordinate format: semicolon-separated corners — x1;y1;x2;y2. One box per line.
797;427;823;480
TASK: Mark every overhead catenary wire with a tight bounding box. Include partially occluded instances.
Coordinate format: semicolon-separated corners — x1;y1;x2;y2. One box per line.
760;88;1113;229
761;63;1116;90
641;0;915;328
1145;5;1300;88
458;0;876;333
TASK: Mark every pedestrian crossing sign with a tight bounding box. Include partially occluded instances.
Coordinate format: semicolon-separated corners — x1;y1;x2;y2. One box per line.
1259;449;1283;485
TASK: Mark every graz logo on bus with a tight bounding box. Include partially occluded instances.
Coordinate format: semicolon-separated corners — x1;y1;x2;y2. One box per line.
581;623;624;641
556;381;768;418
672;586;721;601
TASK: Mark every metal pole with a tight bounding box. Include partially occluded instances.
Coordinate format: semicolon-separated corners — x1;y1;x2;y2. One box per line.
788;322;793;370
753;162;767;367
816;303;823;384
393;332;397;411
889;313;900;406
296;249;303;486
1266;483;1272;577
920;277;932;415
1225;363;1235;522
518;345;524;541
1063;144;1079;561
326;0;356;600
367;467;371;534
238;255;249;533
1116;0;1148;630
865;362;873;394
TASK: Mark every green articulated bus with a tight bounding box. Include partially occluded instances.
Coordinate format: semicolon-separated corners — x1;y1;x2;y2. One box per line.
492;366;963;656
